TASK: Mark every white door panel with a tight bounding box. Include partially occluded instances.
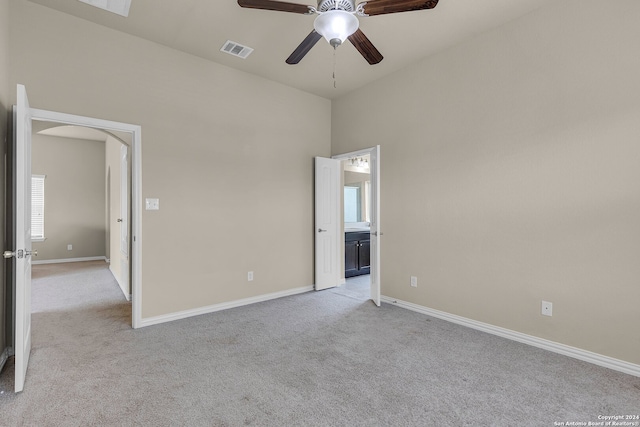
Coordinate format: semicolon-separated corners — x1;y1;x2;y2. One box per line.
119;144;129;294
14;84;33;392
315;157;340;290
369;146;381;306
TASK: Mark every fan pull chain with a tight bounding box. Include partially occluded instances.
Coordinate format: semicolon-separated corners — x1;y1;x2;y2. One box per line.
333;47;337;89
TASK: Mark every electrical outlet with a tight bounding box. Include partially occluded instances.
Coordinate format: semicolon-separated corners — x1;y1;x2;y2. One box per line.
541;301;553;316
145;198;160;210
248;271;254;282
67;244;73;251
410;276;418;288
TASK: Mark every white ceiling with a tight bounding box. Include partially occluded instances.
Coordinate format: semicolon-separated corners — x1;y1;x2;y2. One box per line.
27;0;554;99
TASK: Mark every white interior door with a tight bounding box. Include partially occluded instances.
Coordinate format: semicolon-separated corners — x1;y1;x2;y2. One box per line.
315;157;341;290
14;84;33;392
119;144;129;295
368;146;381;306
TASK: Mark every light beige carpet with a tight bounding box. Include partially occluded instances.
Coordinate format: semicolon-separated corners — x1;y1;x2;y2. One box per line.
1;261;638;426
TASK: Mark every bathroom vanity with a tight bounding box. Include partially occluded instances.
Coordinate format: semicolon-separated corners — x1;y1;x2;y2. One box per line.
345;229;370;278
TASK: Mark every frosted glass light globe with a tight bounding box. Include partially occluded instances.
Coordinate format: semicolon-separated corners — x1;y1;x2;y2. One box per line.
314;10;359;48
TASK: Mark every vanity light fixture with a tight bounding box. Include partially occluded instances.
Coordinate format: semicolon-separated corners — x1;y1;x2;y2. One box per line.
350;157;369;168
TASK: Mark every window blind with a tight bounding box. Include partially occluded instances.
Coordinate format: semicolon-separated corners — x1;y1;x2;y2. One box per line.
32;175;45;240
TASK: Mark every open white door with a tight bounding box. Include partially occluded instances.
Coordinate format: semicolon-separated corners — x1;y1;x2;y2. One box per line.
315;157;341;290
119;144;130;295
14;84;33;392
368;146;381;306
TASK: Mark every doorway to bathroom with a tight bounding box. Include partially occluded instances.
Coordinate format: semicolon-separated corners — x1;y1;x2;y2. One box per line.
341;154;371;299
334;146;380;305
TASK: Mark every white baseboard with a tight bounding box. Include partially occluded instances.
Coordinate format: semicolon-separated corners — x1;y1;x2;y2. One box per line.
381;295;640;378
33;256;107;265
140;285;314;328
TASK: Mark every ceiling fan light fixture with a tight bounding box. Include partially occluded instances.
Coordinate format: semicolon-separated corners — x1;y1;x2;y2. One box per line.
313;10;359;48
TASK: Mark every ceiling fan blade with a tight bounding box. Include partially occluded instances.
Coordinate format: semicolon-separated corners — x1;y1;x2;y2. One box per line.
237;0;312;14
348;29;383;65
286;30;323;64
361;0;439;16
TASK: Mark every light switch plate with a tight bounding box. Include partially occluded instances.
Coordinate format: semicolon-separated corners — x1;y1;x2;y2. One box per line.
145;198;160;210
541;301;553;316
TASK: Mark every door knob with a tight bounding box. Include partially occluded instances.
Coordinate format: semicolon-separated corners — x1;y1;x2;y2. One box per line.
318;228;327;233
26;250;37;257
117;218;123;223
4;249;24;259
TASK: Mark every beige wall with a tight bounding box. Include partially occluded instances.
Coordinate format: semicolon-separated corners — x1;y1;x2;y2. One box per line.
31;134;106;261
332;0;640;365
9;0;331;318
0;0;9;356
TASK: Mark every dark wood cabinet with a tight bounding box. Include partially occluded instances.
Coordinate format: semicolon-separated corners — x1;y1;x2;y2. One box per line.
345;231;370;278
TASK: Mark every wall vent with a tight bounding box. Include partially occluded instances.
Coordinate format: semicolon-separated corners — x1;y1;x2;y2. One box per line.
220;40;254;59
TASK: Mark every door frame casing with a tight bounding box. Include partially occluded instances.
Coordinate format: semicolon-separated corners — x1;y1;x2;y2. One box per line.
119;143;130;299
30;108;143;329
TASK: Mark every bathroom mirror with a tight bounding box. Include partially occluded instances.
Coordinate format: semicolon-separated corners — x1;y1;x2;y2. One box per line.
344;185;361;223
343;155;371;225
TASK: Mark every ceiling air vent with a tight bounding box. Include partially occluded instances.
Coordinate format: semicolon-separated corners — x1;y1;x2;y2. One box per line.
78;0;132;17
220;40;254;59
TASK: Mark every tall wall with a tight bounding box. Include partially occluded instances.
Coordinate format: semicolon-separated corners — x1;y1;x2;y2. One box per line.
31;134;106;261
332;0;640;365
0;0;10;358
9;0;331;318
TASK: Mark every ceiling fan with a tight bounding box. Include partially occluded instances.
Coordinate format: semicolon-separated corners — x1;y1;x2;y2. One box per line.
237;0;439;65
